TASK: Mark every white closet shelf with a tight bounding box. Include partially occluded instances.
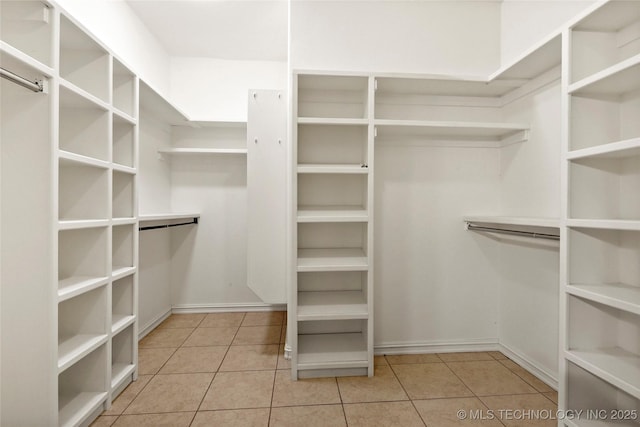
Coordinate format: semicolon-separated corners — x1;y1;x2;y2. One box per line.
58;276;109;303
111;363;135;390
569;53;640;96
297;248;368;272
157;148;248;155
188;120;247;128
374;120;529;145
567;219;640;231
297;205;368;222
58;219;110;230
573;0;640;32
58;334;109;374
58;391;108;427
567;283;640;316
374;74;516;98
488;33;561;81
567;137;640;160
139;80;189;125
112;108;136;125
297;164;369;174
297;291;368;321
566;348;640;400
298;117;369;126
112;218;136;227
59;79;110;111
298;333;368;370
112;163;136;175
139;213;200;222
59;151;110;169
112;314;136;335
112;266;136;281
463;216;560;228
0;41;54;77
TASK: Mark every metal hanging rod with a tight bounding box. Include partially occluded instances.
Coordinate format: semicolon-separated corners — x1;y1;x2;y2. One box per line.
466;223;560;241
139;218;198;231
0;67;44;93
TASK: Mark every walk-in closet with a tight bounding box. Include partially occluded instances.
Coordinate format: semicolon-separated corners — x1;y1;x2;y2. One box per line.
1;0;639;426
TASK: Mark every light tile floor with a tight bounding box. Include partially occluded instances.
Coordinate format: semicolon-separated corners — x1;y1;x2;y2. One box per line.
92;311;558;426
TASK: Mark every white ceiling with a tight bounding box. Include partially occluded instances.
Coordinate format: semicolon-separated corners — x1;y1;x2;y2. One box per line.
126;0;288;61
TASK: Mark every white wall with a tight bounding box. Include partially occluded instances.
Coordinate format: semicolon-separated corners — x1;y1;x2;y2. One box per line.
170;58;287;121
497;80;564;381
54;0;171;95
374;146;503;351
138;111;173;333
500;0;597;65
291;0;501;75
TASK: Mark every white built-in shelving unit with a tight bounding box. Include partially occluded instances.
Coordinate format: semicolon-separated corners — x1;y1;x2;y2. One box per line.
1;1;139;425
290;35;564;379
291;73;374;379
561;1;640;424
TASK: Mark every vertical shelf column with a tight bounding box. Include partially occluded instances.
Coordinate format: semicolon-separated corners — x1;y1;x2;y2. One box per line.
561;2;640;424
292;72;374;379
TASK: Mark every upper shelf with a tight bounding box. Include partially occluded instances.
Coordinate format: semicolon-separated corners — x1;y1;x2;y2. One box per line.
139;81;189;125
569;53;640;96
139;213;200;222
298;117;369;126
489;34;562;82
158;148;247;155
567;137;640;160
375;120;529;147
572;0;640;32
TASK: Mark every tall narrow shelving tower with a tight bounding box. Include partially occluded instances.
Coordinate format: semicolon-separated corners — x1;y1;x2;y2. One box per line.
561;1;640;424
291;72;375;379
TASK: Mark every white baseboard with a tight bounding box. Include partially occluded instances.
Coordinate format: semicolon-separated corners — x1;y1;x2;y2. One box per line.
499;343;558;390
138;308;171;340
374;338;499;355
171;303;287;313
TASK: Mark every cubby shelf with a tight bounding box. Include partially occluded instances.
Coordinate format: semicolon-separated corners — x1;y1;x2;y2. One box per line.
58;392;108;427
58;334;108;373
297;248;368;272
298;333;369;370
297;291;368;321
112;266;136;281
58;219;110;231
112;315;135;335
111;363;135;390
298;117;369;126
569;53;640;96
297;164;368;174
158;148;248;155
112;108;136;125
59;79;110;112
567;284;640;317
59;151;109;170
567;137;640;160
565;349;640;400
58;276;109;302
297;206;368;223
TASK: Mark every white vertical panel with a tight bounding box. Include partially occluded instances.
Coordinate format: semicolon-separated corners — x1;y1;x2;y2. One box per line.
247;90;287;303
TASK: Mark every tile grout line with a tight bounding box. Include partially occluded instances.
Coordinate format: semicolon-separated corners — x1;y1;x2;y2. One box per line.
192;312;246;417
334;376;350;426
385;356;428;427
